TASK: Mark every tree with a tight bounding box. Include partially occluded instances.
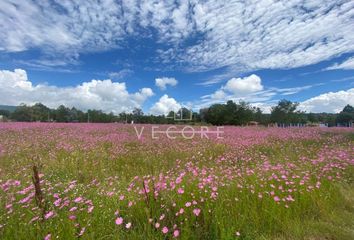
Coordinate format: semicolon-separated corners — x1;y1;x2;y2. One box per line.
132;108;144;123
342;104;354;113
11;104;32;121
175;107;192;121
55;105;71;122
236;101;254;125
132;108;143;117
270;100;300;124
31;103;50;121
204;104;227;125
254;107;265;124
0;110;10;118
336;104;354;126
202;100;263;126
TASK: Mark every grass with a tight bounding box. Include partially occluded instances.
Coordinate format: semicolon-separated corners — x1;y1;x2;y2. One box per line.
0;124;353;239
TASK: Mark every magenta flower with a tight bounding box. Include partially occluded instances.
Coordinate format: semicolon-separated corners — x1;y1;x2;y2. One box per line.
162;226;169;234
87;206;94;213
177;188;184;194
115;217;123;225
69;206;77;212
173;229;180;237
193;208;201;216
44;211;54;219
53;198;61;207
274;196;281;202
44;233;51;240
74;197;83;203
29;216;39;224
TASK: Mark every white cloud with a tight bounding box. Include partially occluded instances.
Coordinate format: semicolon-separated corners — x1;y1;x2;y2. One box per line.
0;69;153;113
223;74;263;95
197;74;324;112
202;74;266;104
209;89;226;100
155;77;178;90
1;0;353;73
185;0;354;76
150;94;181;115
109;69;134;80
325;57;354;70
0;0;193;57
197;88;354;114
299;88;354;113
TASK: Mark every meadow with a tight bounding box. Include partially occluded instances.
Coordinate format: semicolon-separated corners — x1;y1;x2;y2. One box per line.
0;123;353;240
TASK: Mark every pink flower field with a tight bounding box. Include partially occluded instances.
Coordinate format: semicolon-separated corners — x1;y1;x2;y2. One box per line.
0;123;353;239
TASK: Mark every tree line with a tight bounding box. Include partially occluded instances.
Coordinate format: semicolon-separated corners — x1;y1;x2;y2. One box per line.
0;100;353;127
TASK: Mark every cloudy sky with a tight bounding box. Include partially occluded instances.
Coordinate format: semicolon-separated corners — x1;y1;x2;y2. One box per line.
0;0;353;115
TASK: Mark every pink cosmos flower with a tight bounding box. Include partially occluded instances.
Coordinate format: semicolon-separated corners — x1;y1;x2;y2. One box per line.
155;222;160;228
125;222;132;229
78;227;86;236
162;226;169;234
115;217;123;225
53;198;61;207
88;206;94;213
185;202;191;207
173;230;180;237
44;234;51;240
193;208;201;216
74;197;83;203
44;211;54;219
69;207;77;212
177;188;184;194
274;196;281;202
29;216;39;224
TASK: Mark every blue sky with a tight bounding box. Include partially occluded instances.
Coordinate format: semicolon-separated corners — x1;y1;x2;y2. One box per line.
0;0;353;114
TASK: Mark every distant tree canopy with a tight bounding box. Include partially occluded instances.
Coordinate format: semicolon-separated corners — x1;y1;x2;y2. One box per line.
270;100;308;125
1;102;352;126
336;104;354;126
11;104;33;122
202;101;260;125
0;109;11;118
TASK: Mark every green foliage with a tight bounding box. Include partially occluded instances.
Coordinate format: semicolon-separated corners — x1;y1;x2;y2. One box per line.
336;104;354;126
270;99;302;124
4;102;353;126
0;128;353;240
10;104;33;121
202;100;262;125
0;109;10;118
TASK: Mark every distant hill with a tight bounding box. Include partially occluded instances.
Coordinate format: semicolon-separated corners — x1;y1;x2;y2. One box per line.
0;105;17;112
